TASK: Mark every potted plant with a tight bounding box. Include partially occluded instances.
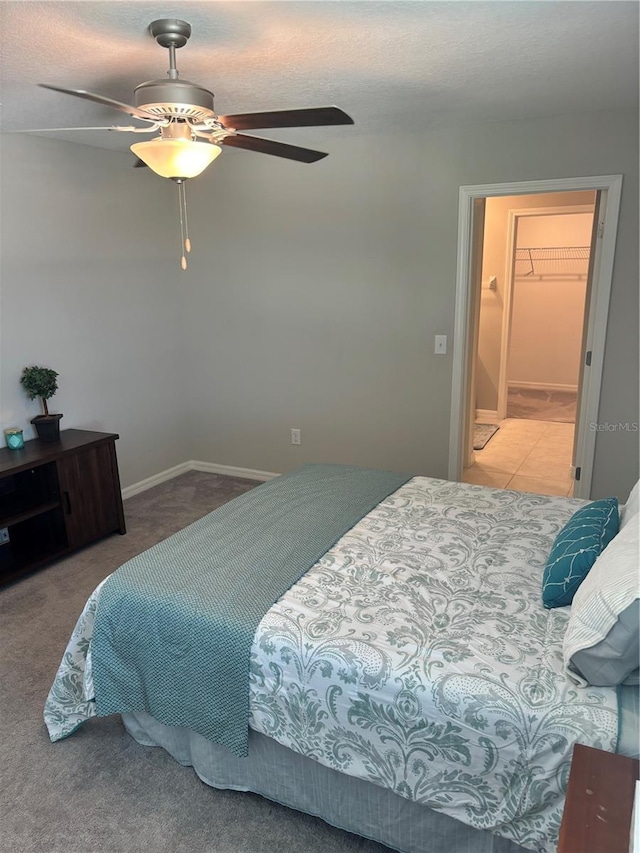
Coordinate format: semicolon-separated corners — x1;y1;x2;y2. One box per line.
20;365;63;442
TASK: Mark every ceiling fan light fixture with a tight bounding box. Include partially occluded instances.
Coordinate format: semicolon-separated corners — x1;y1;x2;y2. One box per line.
130;137;222;179
35;19;353;270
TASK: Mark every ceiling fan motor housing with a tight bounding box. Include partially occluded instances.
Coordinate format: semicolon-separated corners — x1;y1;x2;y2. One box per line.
134;79;216;121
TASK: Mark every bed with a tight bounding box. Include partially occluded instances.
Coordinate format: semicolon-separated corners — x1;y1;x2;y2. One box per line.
44;466;640;853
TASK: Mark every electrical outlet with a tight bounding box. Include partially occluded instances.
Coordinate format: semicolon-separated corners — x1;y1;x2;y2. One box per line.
291;428;301;445
0;528;9;545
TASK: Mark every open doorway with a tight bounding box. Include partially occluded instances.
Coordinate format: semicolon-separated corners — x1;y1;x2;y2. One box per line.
448;174;623;500
464;191;596;497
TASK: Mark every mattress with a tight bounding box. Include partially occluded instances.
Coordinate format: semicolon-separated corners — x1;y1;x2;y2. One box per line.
45;476;620;853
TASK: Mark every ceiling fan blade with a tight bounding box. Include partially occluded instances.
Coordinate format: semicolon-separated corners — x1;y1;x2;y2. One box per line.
222;134;328;163
38;84;157;122
218;106;353;131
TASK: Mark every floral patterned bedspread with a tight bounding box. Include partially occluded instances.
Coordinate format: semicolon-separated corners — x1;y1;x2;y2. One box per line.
45;477;618;852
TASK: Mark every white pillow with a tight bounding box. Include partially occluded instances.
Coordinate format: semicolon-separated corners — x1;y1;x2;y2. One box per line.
620;479;640;530
563;517;639;686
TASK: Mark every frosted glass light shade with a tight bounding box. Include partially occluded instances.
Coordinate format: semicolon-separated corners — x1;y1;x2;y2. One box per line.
130;138;222;179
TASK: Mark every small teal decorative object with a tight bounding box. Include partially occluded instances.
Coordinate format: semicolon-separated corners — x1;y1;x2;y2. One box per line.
542;497;619;609
4;427;24;450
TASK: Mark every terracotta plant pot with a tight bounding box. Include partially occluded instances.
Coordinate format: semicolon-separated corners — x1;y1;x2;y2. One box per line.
31;413;63;442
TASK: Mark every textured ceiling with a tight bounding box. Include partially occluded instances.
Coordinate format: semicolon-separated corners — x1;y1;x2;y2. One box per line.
1;1;638;154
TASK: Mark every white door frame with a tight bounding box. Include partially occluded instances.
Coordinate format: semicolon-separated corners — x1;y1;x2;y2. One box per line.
497;204;596;421
448;175;622;499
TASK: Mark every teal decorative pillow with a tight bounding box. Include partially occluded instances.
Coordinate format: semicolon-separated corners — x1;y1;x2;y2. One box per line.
542;498;619;609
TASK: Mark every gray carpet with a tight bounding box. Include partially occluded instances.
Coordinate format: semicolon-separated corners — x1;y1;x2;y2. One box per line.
0;471;391;853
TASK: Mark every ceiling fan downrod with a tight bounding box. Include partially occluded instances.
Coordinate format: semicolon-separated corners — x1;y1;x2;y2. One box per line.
148;19;192;80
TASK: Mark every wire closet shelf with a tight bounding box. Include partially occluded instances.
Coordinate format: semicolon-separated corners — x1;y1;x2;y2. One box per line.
515;246;591;279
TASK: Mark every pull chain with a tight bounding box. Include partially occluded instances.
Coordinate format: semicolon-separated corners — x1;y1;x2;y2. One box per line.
182;181;192;255
176;179;191;270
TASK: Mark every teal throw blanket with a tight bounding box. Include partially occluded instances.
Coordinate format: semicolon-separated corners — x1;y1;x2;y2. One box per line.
91;464;411;756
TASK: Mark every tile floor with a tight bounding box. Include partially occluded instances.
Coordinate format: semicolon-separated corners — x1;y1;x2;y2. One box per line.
463;418;575;497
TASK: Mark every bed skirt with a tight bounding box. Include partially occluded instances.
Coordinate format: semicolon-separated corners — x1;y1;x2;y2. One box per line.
122;712;526;853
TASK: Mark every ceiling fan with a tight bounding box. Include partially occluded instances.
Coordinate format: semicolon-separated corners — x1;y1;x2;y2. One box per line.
35;18;354;268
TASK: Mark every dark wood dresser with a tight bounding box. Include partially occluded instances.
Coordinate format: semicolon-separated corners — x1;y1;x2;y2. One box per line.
0;429;126;585
558;743;639;853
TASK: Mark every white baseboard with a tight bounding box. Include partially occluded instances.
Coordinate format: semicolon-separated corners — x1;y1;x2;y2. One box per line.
508;381;578;393
122;460;279;500
121;462;192;500
190;460;279;482
475;409;499;422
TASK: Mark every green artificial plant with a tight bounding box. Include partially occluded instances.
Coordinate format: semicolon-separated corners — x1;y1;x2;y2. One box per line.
20;366;59;416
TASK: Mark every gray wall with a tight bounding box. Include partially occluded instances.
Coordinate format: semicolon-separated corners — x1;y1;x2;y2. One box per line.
0;134;189;488
183;107;639;500
1;108;638;501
